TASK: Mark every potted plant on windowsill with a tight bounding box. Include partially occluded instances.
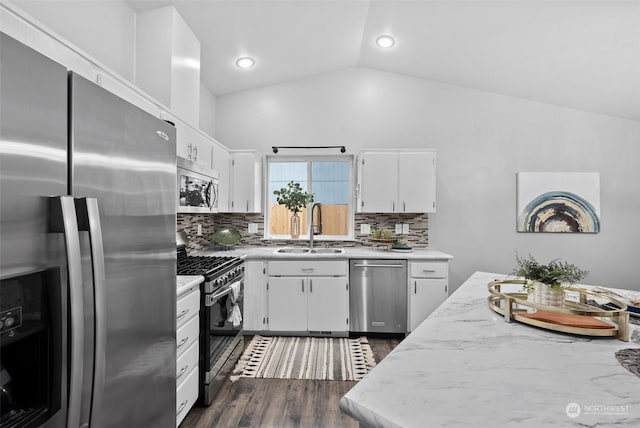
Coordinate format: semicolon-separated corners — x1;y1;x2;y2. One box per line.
512;253;588;307
273;181;314;239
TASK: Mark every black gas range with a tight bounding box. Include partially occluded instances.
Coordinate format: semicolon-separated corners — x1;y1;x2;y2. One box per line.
176;244;245;406
177;245;244;293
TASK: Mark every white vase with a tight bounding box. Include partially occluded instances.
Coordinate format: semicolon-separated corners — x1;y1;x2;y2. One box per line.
526;280;565;307
290;212;300;239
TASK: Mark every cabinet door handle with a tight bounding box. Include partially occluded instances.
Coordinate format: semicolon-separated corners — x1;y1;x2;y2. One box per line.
176;308;189;320
177;336;189;350
156;130;169;141
187;143;192;159
403;201;406;212
310;279;313;293
392;201;395;212
422;269;436;273
246;200;249;211
414;280;417;294
177;400;188;415
193;145;198;161
302;279;304;292
301;267;315;272
177;364;189;381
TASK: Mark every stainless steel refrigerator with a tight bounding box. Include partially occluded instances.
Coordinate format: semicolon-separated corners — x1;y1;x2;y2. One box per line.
0;33;177;427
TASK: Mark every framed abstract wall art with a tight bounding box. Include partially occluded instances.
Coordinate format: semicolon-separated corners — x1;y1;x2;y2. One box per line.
517;172;600;233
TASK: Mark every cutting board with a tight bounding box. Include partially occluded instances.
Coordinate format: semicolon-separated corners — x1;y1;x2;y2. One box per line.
520;310;615;329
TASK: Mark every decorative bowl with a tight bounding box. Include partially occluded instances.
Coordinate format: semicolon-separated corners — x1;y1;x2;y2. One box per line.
213;227;242;246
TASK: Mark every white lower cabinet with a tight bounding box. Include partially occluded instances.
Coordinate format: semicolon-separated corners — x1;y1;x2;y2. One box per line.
176;282;201;427
307;277;350;332
243;260;267;331
267;277;308;331
408;261;449;331
266;260;349;334
176;366;199;426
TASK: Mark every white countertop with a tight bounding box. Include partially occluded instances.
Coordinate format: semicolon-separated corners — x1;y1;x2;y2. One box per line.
176;274;203;298
339;271;640;427
193;245;453;261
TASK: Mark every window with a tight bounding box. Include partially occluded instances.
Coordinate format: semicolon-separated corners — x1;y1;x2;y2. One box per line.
267;156;353;240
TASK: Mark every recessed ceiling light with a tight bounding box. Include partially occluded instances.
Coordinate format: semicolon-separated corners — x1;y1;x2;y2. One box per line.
375;35;395;48
235;57;255;69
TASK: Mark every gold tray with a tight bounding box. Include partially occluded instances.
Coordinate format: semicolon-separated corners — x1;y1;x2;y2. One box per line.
488;280;629;342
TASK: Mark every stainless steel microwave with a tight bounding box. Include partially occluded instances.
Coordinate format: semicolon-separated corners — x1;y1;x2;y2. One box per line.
177;157;219;213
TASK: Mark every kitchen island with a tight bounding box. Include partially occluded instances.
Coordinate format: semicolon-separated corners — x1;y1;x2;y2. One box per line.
339;271;640;427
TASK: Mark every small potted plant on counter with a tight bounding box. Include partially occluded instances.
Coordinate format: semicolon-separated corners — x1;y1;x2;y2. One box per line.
273;181;314;239
512;253;588;307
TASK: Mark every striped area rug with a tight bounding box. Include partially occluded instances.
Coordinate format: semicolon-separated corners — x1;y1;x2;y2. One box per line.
232;336;376;381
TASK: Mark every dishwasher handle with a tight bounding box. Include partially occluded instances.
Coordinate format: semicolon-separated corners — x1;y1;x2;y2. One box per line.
353;263;405;268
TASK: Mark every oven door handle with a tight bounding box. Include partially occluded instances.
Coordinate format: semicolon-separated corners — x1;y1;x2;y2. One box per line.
206;285;234;306
205;280;242;306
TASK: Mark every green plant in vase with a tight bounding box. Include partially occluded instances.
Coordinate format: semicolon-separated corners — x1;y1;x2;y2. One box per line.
273;181;314;239
512;253;587;306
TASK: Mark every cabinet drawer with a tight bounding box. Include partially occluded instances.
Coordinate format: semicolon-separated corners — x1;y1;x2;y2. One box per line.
269;260;347;276
176;365;198;427
176;340;199;388
176;314;199;358
410;261;448;278
177;289;200;329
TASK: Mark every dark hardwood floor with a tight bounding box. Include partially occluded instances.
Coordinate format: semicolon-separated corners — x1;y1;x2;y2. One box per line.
180;336;402;428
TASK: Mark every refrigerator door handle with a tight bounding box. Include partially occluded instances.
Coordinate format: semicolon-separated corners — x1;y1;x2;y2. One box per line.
75;197;106;427
49;196;84;428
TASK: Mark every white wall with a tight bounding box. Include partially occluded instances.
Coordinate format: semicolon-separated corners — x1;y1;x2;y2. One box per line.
216;67;640;291
13;0;136;81
200;82;217;137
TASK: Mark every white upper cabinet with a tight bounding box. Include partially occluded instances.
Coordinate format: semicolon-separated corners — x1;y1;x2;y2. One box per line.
135;6;200;128
212;142;231;212
357;150;436;213
398;151;436;213
161;112;212;167
357;152;398;213
228;150;262;213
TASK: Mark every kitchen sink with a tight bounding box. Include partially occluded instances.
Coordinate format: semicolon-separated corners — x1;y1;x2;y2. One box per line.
274;248;311;254
273;247;345;254
309;248;345;254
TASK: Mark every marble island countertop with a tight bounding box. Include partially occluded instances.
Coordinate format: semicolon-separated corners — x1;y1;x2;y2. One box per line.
193;245;452;261
339;271;640;427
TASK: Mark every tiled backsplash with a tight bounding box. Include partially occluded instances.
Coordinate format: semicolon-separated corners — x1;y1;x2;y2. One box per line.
354;213;428;247
178;212;429;250
177;214;216;250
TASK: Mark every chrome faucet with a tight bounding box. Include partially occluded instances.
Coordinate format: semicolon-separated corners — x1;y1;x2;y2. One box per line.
309;202;322;249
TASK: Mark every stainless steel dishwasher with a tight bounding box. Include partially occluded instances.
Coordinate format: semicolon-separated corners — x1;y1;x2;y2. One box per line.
349;259;407;333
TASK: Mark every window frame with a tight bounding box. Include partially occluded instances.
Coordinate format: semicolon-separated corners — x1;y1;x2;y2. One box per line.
264;155;355;241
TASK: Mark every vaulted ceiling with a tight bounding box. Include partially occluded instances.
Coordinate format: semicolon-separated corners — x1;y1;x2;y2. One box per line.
127;1;640;121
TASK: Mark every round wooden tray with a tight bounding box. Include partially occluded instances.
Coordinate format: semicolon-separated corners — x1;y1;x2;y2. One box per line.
487;279;630;341
369;237;397;243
